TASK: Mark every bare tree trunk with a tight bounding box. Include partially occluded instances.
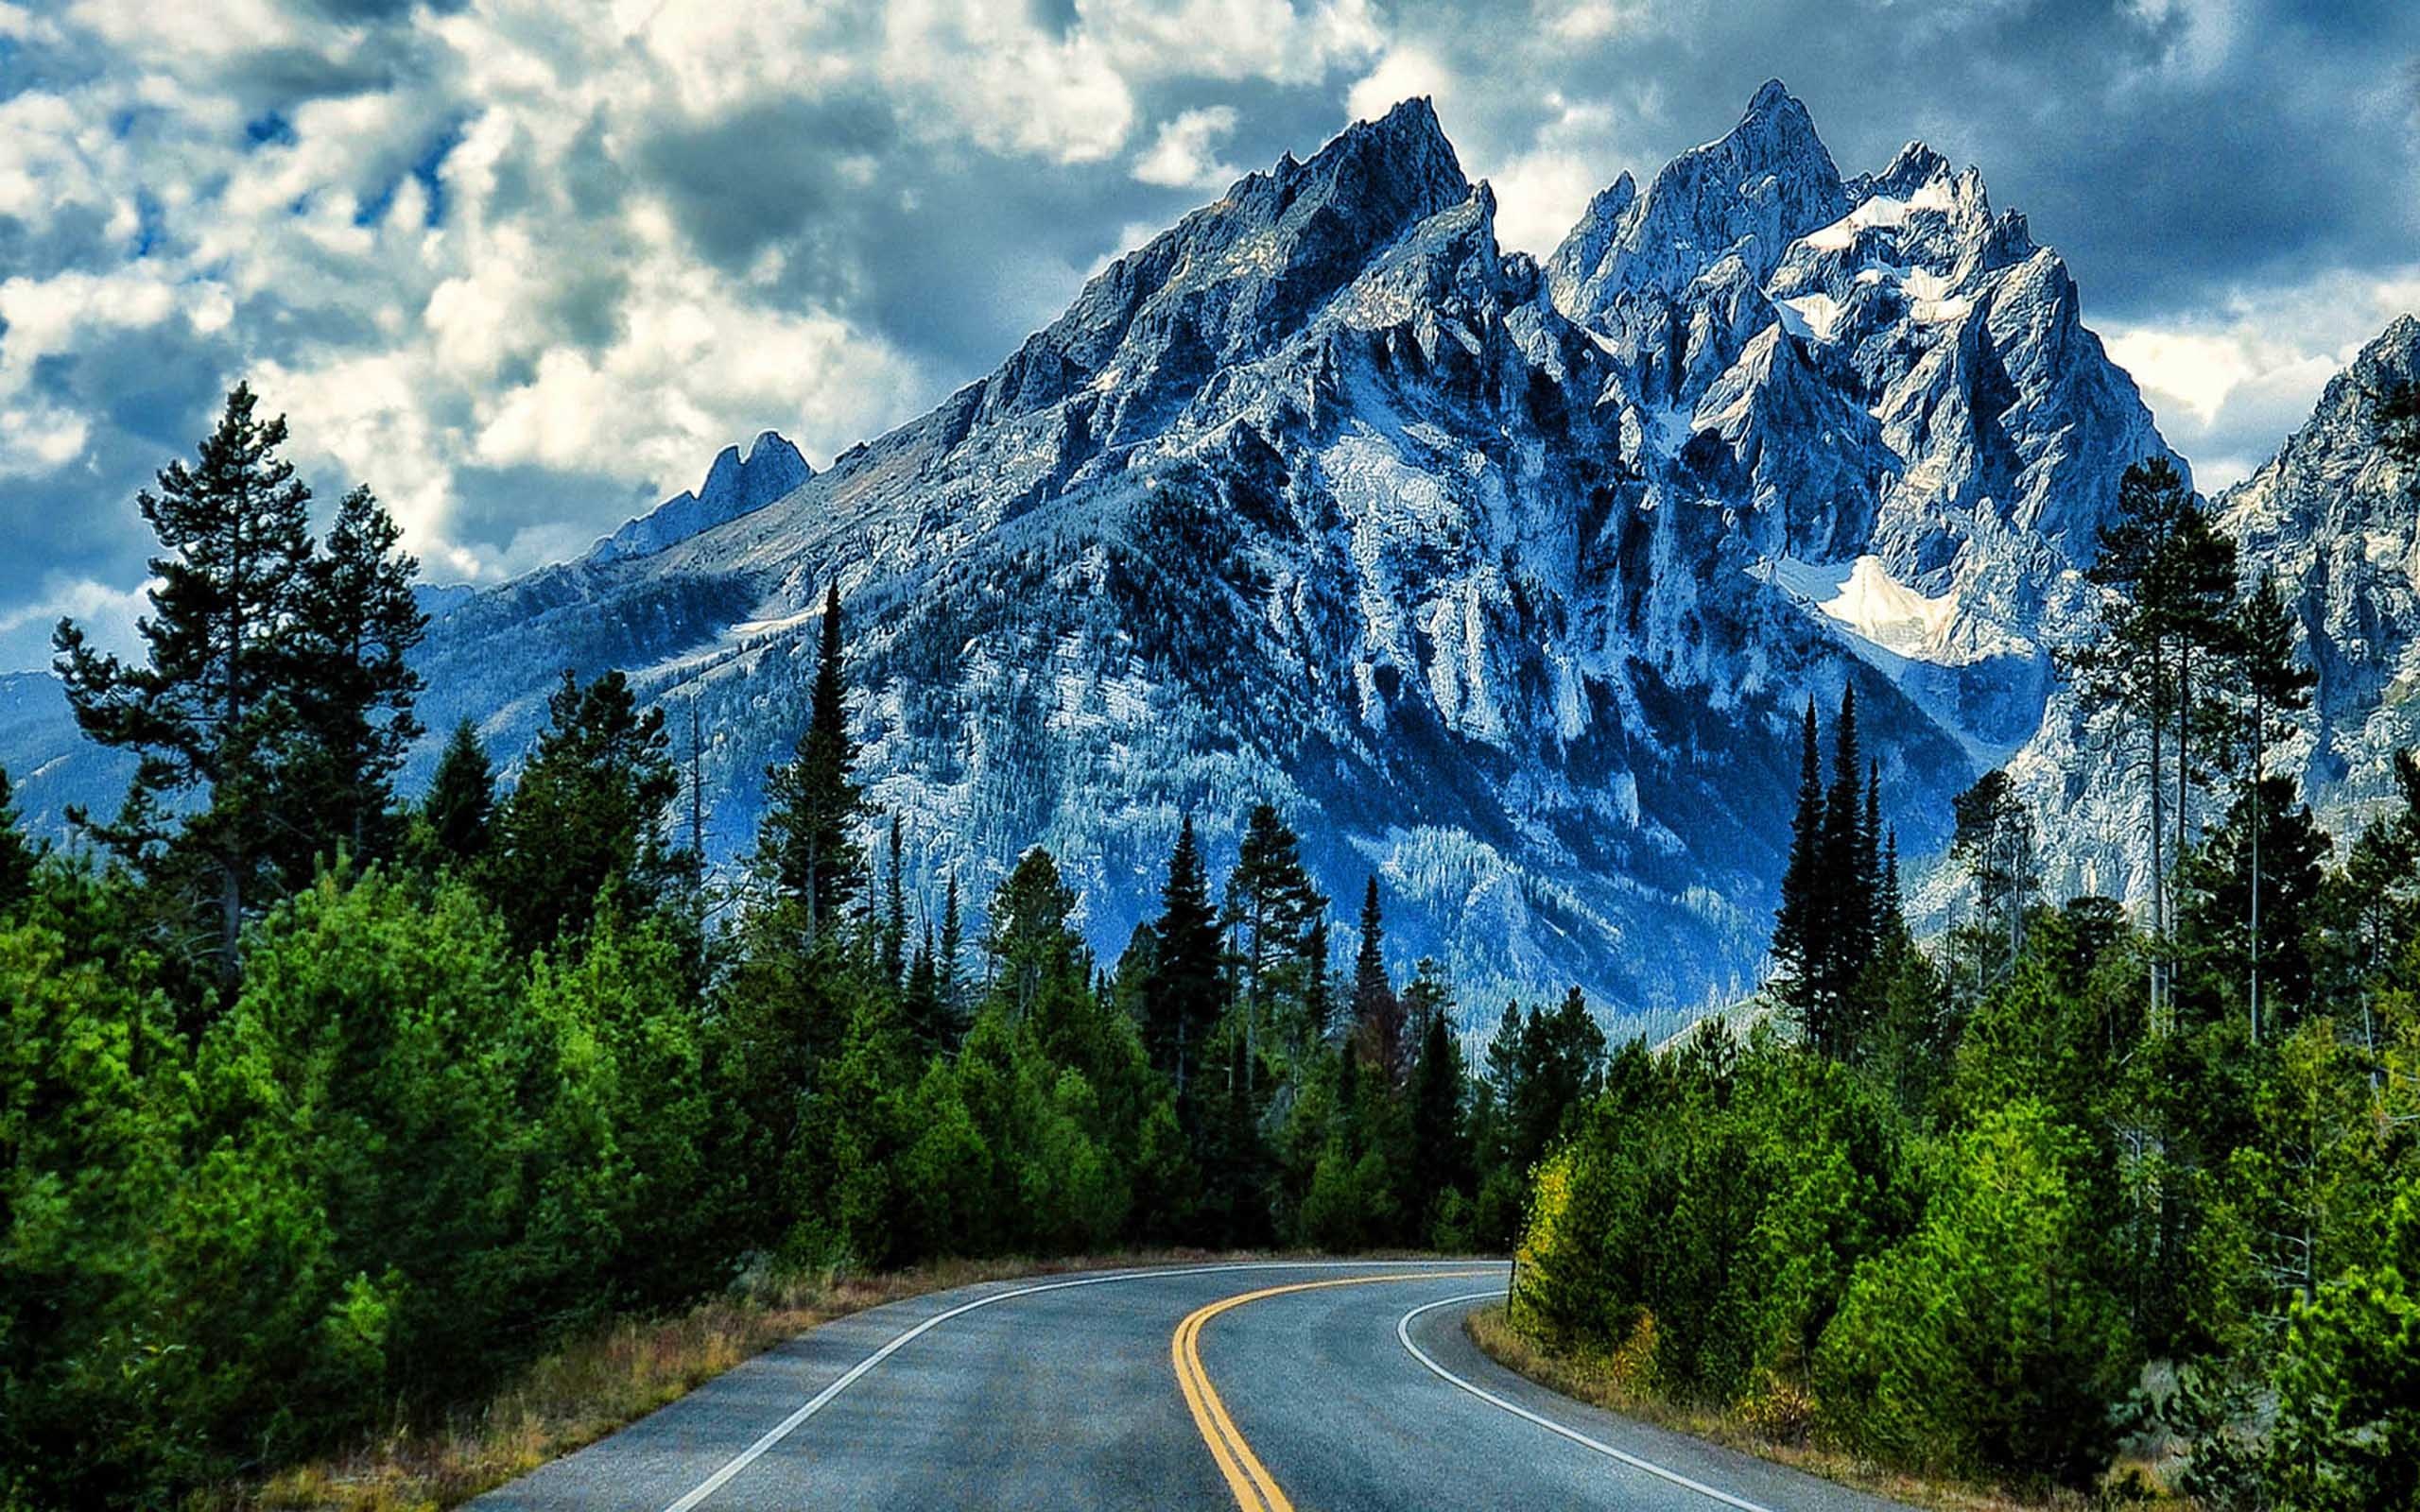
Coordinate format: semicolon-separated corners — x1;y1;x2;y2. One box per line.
2251;691;2264;1043
2158;677;2178;1030
219;863;243;985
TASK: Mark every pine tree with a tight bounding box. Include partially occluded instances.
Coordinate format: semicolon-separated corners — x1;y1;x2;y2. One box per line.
1811;685;1873;1054
1407;1008;1470;1240
880;813;908;988
984;846;1083;1021
1147;815;1223;1104
2166;496;2242;893
1773;697;1824;1017
54;382;314;976
1222;802;1325;1075
1863;760;1885;926
1512;987;1604;1169
1302;915;1335;1046
2069;457;2239;1027
489;669;678;951
902;926;942;1052
0;765;39;913
2181;777;2329;1030
283;483;425;873
421;719;495;867
759;582;864;939
1951;768;2035;988
1349;876;1407;1083
2235;570;2316;1040
937;872;964;1035
1484;1001;1527;1110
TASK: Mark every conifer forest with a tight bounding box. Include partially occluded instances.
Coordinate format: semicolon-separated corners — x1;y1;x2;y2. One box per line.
6;380;2419;1510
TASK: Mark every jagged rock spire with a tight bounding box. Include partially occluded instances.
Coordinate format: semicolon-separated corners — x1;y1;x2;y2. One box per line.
1547;78;1847;322
590;430;811;564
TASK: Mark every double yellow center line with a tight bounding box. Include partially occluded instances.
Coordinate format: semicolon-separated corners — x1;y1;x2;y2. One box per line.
1171;1272;1493;1512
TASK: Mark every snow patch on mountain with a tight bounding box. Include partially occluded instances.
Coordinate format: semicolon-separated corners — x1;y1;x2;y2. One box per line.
1770;555;1960;662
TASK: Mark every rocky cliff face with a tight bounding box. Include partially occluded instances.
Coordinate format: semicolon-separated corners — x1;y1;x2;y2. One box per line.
1987;317;2420;911
590;431;812;564
23;83;2400;1030
386;82;2167;1023
2221;317;2420;806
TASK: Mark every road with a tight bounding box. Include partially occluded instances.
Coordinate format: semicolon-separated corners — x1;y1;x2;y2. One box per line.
472;1260;1915;1511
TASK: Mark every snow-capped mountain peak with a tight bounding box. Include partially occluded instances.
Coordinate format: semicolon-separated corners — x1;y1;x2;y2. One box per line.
27;87;2403;1036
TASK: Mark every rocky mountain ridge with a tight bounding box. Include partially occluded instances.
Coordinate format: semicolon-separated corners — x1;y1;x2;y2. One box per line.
9;84;2412;1032
589;431;812;565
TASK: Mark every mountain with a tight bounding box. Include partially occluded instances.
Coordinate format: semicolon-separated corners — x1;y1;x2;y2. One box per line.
2004;315;2420;903
22;85;2401;1031
0;670;133;839
2221;317;2420;802
589;431;811;564
384;84;2171;1024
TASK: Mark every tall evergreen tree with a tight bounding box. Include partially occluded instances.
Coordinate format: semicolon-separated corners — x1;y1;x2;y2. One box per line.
1407;1008;1471;1237
902;925;943;1052
1812;686;1876;1053
1951;768;2036;988
420;719;494;867
1349;876;1407;1083
0;765;38;914
937;872;964;1032
1222;802;1325;1073
759;582;864;938
2072;458;2188;1017
880;813;908;988
1484;1000;1528;1112
489;669;678;952
283;483;425;872
2166;495;2242;877
2235;570;2316;1040
1147;814;1223;1102
2182;776;2329;1030
1302;915;1335;1046
1773;697;1824;1015
54;382;315;976
984;846;1084;1021
2069;457;2238;1026
1511;987;1605;1171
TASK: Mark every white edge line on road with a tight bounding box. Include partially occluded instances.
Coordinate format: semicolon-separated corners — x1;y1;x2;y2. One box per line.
658;1259;1499;1512
1396;1291;1779;1512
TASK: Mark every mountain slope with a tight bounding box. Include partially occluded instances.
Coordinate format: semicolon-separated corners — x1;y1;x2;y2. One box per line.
21;84;2342;1028
397;86;2101;1021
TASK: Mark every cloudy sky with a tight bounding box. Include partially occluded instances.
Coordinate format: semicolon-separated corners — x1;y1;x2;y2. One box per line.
3;0;2415;670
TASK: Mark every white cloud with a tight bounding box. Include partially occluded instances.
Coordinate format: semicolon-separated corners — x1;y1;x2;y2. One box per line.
1087;0;1384;85
1347;45;1455;127
0;574;152;658
1485;92;1631;256
0;0;1420;626
0;405;90;477
1537;0;1651;45
2127;0;2243;78
2105;267;2420;490
879;0;1137;163
1132;106;1242;190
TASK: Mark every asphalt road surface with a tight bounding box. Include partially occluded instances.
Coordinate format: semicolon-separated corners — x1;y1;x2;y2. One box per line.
472;1260;1916;1511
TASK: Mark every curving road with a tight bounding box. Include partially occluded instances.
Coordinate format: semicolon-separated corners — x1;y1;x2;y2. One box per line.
471;1261;1914;1511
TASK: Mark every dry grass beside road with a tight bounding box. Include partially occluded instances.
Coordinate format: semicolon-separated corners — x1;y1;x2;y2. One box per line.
207;1249;1296;1512
1462;1306;2180;1512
